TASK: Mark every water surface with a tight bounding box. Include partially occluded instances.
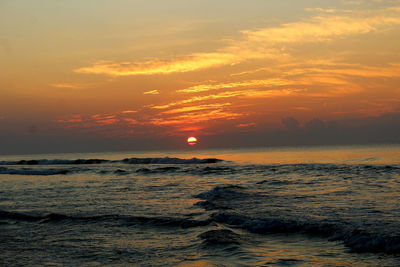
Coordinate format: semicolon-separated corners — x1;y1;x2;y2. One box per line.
1;145;399;266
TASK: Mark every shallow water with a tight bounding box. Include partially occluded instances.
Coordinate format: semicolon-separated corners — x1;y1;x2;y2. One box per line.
1;145;400;266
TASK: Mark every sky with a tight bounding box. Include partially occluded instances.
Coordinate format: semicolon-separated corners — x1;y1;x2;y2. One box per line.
1;0;400;154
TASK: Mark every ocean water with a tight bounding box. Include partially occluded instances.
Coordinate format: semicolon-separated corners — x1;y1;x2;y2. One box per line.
0;145;400;266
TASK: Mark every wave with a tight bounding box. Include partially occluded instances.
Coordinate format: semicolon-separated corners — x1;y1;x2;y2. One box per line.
122;157;222;164
0;164;234;177
198;229;242;245
0;159;108;165
2;200;400;254
194;185;249;201
0;210;212;229
0;157;223;166
136;166;181;174
209;212;400;254
196;166;239;175
0;167;71;176
194;185;400;254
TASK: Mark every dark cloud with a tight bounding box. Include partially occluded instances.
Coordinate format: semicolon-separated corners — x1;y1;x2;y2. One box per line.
304;118;325;132
0;112;399;155
279;112;400;146
282;117;301;131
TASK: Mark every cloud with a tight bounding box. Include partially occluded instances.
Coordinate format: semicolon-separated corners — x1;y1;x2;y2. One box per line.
176;126;205;132
282;117;301;131
305;8;338;13
242;8;400;44
277;113;400;146
7;112;400;155
55;104;243;136
175;59;400;103
57;114;120;128
151;88;302;109
57;117;83;123
123;118;139;125
177;78;300;93
75;53;239;76
143;90;160;95
50;83;88;90
237;122;256;128
162;103;231;114
75;6;400;77
286;64;400;79
52;4;400;142
176;61;400;96
304;118;326;132
149;109;243;126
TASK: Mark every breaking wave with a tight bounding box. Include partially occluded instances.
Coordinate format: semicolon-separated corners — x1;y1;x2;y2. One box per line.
209;212;400;254
194;184;400;254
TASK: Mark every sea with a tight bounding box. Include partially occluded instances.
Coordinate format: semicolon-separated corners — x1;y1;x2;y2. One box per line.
0;144;400;266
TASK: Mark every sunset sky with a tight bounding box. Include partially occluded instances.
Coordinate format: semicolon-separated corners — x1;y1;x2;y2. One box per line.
1;0;400;154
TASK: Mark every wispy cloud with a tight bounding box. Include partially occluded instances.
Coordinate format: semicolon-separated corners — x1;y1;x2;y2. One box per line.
293;107;312;111
243;7;400;44
175;60;397;98
57;114;120;128
50;83;88;90
162;103;232;114
303;65;400;78
57;118;83;123
150;109;243;126
74;6;400;77
123;118;139;125
305;8;338;13
176;126;206;132
56;4;400;137
120;110;138;114
75;53;238;76
237;122;257;128
143;90;160;95
177;79;299;93
152;88;302;109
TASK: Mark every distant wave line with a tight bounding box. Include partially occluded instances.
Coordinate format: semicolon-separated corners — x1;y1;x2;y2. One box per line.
0;157;223;166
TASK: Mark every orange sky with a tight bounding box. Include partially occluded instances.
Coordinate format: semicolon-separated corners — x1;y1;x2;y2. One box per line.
1;0;400;153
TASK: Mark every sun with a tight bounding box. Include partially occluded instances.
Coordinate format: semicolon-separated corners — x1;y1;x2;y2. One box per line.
187;136;198;146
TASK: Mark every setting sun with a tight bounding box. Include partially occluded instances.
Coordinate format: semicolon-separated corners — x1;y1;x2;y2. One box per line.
187;137;198;146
